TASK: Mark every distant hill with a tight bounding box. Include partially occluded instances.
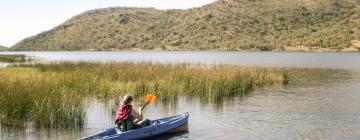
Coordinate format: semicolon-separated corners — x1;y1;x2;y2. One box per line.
0;45;7;51
11;0;360;51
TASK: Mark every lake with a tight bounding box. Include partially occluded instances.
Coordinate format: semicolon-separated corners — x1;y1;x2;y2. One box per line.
1;51;360;140
1;51;360;70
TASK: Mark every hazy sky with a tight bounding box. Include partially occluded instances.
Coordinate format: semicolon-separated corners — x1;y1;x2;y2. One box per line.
0;0;216;47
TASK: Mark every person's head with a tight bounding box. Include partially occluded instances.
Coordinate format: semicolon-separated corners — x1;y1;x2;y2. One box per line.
122;95;133;105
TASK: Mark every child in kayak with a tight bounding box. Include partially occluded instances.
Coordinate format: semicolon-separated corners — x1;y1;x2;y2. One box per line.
115;95;151;132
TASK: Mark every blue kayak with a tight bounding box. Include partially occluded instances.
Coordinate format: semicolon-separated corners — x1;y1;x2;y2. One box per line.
80;112;189;140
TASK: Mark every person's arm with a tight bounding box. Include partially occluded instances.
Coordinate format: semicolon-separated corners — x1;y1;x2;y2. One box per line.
131;107;144;120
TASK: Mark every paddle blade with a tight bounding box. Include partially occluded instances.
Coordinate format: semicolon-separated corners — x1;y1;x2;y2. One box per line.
145;94;156;104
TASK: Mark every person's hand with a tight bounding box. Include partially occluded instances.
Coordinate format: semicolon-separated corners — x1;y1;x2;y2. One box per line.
139;106;144;112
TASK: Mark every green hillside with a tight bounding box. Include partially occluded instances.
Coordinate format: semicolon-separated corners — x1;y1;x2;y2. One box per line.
11;0;360;51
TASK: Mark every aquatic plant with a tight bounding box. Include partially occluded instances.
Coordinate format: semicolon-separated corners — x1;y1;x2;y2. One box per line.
0;54;29;63
0;68;87;128
0;62;288;128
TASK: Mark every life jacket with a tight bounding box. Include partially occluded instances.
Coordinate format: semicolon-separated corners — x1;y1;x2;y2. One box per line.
115;104;134;131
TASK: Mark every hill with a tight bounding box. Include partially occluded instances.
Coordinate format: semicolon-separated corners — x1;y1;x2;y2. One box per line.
11;0;360;51
0;45;7;51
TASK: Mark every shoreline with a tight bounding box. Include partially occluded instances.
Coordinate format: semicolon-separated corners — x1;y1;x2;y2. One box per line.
5;44;360;52
4;48;360;52
5;40;360;52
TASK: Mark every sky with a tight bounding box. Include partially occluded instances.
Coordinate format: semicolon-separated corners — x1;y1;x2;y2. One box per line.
0;0;216;47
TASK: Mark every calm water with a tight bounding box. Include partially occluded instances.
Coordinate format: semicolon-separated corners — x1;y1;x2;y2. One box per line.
1;52;360;140
1;51;360;70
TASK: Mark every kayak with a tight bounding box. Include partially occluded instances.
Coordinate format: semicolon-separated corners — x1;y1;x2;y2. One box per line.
80;112;189;140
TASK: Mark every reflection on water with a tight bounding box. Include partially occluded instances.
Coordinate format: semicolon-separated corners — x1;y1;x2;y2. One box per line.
0;63;9;68
1;51;360;70
1;52;360;140
2;69;360;140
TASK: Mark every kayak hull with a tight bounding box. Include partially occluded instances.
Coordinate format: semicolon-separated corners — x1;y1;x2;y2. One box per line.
80;112;189;140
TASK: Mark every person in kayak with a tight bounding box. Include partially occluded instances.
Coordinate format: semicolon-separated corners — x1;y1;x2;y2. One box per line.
115;95;150;132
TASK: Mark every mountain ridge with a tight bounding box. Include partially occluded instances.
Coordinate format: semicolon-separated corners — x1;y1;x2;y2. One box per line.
0;45;7;51
10;0;360;51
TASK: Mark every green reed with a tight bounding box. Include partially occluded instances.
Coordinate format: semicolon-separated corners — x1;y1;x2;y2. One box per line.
0;62;288;128
0;68;88;128
0;54;30;63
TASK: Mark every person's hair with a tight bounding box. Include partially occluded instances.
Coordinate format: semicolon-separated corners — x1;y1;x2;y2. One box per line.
122;95;133;105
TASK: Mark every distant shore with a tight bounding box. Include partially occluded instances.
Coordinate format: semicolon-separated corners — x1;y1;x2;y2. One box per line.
84;45;360;52
4;40;360;52
4;48;360;52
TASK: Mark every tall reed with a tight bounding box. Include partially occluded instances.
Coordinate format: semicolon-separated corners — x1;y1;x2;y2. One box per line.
0;62;288;128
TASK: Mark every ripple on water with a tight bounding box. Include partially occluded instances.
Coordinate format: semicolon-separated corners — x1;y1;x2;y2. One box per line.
2;62;360;139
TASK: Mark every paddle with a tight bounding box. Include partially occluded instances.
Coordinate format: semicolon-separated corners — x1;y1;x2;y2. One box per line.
142;94;156;109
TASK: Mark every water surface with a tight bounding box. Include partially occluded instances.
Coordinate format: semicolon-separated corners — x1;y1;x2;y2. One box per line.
1;51;360;70
1;52;360;140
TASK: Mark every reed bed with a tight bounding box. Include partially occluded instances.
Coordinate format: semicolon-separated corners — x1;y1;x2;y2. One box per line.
0;54;30;63
0;62;288;128
0;68;87;129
